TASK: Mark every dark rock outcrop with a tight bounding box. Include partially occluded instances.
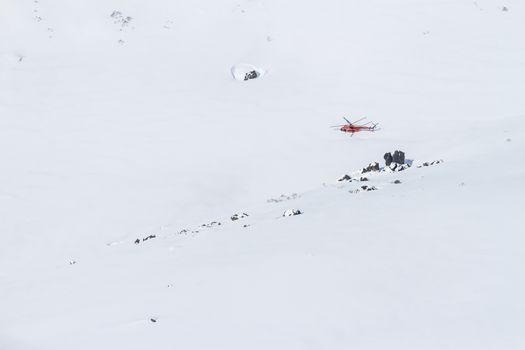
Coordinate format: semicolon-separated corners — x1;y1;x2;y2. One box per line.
393;150;405;164
361;162;380;173
384;152;393;166
244;70;259;81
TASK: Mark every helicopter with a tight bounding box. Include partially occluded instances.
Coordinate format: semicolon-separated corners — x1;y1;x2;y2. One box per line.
331;117;379;135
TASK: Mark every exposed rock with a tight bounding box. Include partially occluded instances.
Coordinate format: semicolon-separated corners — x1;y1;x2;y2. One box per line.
231;63;265;81
361;162;380;173
283;209;302;217
231;213;249;221
338;174;352;182
135;234;156;244
359;177;368;182
393;150;405;164
417;159;443;168
267;193;299;203
244;70;259;81
200;221;221;228
384;152;393;166
393;179;402;184
349;185;378;193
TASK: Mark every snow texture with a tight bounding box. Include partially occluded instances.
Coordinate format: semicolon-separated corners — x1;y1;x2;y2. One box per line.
1;0;525;349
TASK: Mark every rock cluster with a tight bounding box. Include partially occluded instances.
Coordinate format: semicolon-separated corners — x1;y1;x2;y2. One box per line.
338;174;370;182
387;163;410;172
244;70;259;81
349;185;378;193
283;209;302;217
384;150;405;166
361;162;380;174
134;234;156;244
200;221;221;228
417;160;443;167
231;213;249;221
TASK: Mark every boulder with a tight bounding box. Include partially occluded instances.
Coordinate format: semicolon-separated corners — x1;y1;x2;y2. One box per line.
384;152;393;166
393;150;405;164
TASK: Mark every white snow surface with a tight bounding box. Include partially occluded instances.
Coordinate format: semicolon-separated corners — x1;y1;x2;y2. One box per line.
1;0;525;349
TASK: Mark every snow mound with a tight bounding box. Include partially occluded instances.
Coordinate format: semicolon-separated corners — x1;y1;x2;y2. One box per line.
231;63;266;81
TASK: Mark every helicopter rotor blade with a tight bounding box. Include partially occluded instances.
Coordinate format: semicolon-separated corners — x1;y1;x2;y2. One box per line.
350;117;367;125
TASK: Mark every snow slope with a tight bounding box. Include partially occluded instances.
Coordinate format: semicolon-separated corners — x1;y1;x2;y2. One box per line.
1;0;525;348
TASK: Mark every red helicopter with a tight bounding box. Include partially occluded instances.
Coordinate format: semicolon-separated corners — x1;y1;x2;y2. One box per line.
331;117;379;135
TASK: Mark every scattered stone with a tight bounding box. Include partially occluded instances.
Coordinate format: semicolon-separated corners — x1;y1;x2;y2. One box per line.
243;224;250;228
230;213;249;221
506;138;511;142
200;221;221;228
393;179;402;184
150;318;157;323
142;234;156;242
502;6;508;11
417;159;443;168
361;162;380;174
69;260;76;265
359;177;368;182
349;185;378;193
267;193;299;203
110;11;132;27
134;234;156;244
283;209;302;217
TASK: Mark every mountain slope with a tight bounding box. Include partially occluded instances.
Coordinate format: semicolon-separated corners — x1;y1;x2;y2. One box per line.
1;0;525;349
